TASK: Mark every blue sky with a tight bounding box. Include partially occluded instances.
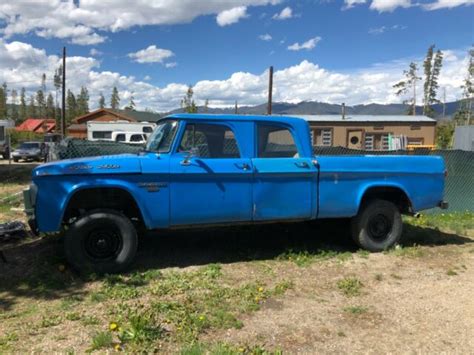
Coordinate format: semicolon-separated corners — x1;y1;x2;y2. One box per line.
0;0;473;111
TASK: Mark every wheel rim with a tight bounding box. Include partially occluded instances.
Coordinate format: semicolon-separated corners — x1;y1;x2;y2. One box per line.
367;214;392;241
84;228;122;261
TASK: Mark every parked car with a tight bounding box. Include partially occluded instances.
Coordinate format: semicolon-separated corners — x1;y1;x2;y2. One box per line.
23;114;448;273
0;119;14;159
12;141;46;162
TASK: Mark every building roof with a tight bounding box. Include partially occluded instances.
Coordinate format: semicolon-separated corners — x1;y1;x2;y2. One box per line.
115;109;161;122
16;118;56;133
73;108;162;124
294;115;436;123
165;113;436;123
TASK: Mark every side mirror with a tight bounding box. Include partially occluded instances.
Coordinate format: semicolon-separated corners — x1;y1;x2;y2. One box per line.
180;147;199;166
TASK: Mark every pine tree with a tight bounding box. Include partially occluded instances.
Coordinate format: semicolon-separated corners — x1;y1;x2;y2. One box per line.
36;73;47;117
46;93;55;119
27;95;37;118
393;62;421;115
181;86;197;113
454;47;474;125
0;83;7;119
11;89;19;123
110;86;120;110
66;90;77;124
99;92;105;109
76;87;90;116
125;93;136;111
422;45;443;117
19;87;27;122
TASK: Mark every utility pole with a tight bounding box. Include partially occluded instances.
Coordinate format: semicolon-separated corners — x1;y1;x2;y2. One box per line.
61;46;66;137
234;100;238;114
267;66;273;115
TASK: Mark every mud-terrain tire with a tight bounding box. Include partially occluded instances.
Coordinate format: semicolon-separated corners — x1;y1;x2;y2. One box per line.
64;210;138;274
351;199;402;252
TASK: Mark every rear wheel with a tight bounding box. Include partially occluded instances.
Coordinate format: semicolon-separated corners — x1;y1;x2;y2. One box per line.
351;199;402;252
64;210;138;273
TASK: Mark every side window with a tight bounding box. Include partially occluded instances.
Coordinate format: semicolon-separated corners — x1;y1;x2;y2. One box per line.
93;131;112;139
178;123;241;158
115;133;126;142
130;134;143;142
257;124;298;158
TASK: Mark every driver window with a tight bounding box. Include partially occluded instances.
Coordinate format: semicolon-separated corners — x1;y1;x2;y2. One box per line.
257;124;299;158
178;123;241;158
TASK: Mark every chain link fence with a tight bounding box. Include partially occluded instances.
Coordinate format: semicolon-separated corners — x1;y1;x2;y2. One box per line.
47;139;473;214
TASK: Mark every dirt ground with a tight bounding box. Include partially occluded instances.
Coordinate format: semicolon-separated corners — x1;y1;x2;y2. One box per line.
1;161;473;353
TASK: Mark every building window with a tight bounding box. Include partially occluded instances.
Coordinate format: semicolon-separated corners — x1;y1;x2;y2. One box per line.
365;133;390;150
92;131;112;139
115;133;126;142
312;128;333;147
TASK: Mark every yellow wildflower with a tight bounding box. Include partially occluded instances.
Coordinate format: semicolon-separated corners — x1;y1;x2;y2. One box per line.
199;315;205;321
258;287;264;292
109;322;118;331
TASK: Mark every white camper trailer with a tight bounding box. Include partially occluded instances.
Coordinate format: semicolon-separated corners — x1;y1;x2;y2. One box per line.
86;121;156;142
0;119;14;159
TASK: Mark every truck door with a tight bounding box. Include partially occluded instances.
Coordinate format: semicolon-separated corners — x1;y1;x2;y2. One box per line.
251;123;317;221
169;122;253;226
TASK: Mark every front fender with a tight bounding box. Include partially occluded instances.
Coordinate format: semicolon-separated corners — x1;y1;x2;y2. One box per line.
34;175;157;232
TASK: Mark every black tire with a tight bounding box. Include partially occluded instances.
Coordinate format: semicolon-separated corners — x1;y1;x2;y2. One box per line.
64;210;138;274
351;199;402;252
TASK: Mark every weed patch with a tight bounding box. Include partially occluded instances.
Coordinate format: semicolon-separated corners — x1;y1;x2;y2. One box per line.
337;277;363;297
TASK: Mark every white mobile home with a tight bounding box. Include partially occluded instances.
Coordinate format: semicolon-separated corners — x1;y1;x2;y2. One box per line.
87;121;156;142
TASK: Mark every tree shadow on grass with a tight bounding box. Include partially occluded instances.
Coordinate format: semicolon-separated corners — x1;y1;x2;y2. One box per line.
0;220;472;312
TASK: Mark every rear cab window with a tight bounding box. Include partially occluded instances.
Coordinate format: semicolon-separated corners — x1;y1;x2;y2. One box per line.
257;124;299;158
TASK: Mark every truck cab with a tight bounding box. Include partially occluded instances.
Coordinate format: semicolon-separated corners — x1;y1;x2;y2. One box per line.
24;114;447;273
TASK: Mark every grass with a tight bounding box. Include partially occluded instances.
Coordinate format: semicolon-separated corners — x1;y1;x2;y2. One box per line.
405;212;474;237
337;277;363;297
344;305;368;314
446;269;458;276
89;331;113;351
181;342;283;355
277;248;352;267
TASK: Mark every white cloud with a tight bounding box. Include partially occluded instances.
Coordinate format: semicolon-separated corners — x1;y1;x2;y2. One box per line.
0;1;280;45
143;75;152;81
369;24;407;34
216;6;248;26
423;0;474;10
287;37;322;51
369;0;412;12
342;0;367;9
272;6;293;19
259;33;272;41
0;39;469;112
128;45;174;64
165;62;178;68
89;48;103;56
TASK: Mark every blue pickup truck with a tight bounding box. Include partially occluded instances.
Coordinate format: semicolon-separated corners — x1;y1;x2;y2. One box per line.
24;114;447;273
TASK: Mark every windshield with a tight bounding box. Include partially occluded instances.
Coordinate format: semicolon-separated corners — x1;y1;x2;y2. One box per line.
19;143;40;150
145;120;178;153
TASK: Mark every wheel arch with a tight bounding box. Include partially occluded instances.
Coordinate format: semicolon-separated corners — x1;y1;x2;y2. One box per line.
357;184;413;215
61;184;148;228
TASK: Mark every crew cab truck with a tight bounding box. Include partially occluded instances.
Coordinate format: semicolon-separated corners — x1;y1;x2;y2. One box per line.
23;114;447;273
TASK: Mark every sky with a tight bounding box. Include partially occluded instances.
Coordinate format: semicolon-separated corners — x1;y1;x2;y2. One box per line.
0;0;473;112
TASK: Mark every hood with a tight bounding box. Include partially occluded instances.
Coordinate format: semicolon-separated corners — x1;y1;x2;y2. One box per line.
33;154;142;177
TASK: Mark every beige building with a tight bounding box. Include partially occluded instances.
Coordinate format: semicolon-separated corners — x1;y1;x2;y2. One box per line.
294;115;436;150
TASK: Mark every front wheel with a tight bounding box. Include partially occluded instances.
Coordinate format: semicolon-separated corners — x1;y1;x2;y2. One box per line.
351;199;402;252
64;210;138;273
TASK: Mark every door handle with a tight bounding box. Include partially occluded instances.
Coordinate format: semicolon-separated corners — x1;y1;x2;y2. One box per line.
295;161;309;168
235;163;251;171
